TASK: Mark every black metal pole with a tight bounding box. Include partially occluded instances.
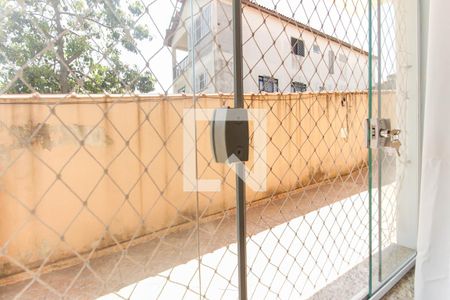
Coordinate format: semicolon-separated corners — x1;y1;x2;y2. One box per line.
233;0;244;103
232;0;247;299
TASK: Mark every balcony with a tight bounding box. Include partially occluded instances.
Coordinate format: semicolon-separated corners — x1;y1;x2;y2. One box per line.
173;56;191;80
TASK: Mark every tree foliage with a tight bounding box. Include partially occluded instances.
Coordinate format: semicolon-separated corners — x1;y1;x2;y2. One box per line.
0;0;155;94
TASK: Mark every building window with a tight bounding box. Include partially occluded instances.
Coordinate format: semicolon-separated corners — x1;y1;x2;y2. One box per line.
259;76;279;92
339;53;348;63
196;73;207;91
312;43;321;54
194;4;211;44
328;50;335;74
291;37;305;57
291;81;307;92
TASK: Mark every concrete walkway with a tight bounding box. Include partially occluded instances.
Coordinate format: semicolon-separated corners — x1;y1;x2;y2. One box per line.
1;169;404;300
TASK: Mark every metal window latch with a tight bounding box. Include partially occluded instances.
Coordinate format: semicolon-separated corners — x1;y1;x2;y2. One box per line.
366;118;401;156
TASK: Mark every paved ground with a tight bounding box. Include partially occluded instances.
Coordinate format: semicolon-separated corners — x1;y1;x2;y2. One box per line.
0;169;414;299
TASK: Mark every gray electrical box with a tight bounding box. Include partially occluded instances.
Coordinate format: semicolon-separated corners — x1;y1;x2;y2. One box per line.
211;108;249;163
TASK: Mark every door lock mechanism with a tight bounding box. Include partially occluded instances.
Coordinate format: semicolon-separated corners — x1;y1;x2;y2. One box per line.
366;118;401;156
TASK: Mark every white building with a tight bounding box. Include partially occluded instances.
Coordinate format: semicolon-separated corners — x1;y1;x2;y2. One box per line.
165;0;369;94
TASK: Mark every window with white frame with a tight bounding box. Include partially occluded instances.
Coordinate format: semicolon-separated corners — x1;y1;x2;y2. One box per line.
291;37;305;57
291;81;307;92
194;4;211;44
259;76;279;92
328;50;335;74
312;43;321;54
339;53;348;63
196;73;207;91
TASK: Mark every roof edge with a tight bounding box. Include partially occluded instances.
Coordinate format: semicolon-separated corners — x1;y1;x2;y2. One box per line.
164;0;370;56
242;0;369;56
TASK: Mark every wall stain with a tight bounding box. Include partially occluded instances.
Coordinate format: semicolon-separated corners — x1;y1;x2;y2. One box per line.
9;121;52;150
0;122;113;174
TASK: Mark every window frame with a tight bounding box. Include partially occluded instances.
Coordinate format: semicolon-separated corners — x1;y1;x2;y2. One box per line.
291;37;305;57
339;53;348;63
196;73;207;92
291;81;307;93
193;4;211;45
312;43;321;54
328;50;335;75
258;75;279;92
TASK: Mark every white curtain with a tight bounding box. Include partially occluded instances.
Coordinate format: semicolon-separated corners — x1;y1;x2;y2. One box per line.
415;0;450;298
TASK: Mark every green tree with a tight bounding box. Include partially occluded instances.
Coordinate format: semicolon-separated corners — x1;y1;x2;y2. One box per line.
0;0;155;94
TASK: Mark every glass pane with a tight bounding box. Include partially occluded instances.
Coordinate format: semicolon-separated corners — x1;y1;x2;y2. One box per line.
0;0;214;298
370;0;418;293
240;0;371;298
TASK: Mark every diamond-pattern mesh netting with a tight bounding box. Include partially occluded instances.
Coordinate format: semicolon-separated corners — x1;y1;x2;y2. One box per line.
368;0;414;287
0;0;412;299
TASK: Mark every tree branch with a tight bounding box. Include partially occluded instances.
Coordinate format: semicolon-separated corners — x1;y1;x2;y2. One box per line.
59;12;114;30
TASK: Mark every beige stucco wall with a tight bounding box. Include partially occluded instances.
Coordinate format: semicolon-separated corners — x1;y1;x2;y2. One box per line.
0;92;369;279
